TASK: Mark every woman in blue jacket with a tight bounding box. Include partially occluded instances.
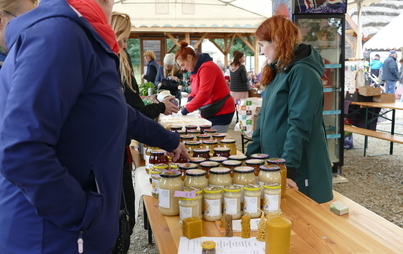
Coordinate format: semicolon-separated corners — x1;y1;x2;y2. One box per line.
142;50;160;86
0;0;188;253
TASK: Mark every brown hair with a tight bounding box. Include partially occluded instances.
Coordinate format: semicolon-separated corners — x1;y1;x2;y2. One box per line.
144;50;156;60
230;51;244;67
255;15;301;86
174;41;196;60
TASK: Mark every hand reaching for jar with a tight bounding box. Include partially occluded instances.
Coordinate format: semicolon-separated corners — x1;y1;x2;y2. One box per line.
162;96;179;115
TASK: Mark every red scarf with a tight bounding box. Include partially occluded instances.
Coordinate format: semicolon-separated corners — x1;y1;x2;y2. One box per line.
67;0;120;54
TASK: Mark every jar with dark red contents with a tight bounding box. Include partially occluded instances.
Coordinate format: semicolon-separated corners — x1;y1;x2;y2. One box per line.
178;163;199;180
213;147;231;158
149;149;169;169
267;158;287;198
187;129;200;137
193;148;210;160
176;153;189;163
177;130;186;136
200;161;220;178
184;140;201;157
199;125;211;134
180;134;194;143
189;157;207;165
222;160;242;175
212;133;226;144
245;159;265;176
196;134;211;142
208;156;227;166
201;139;218;157
220;139;237;155
250;153;269;161
204;129;218;135
228;154;248;165
170;125;183;132
185;125;198;134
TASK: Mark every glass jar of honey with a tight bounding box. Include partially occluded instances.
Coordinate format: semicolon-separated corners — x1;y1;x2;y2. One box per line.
250;153;269;161
189;157;207;165
223;185;242;220
192;148;210;160
196;134;211;142
222;160;242;175
213;147;231;158
228;154;248;165
262;182;281;215
199;125;211;134
187;129;200;137
208;167;232;188
180;134;194;143
203;186;223;221
158;170;183;216
178;163;198;180
267;158;287;198
212;133;226;144
204;129;218;135
170;125;183;132
184;140;201;157
200;161;220;177
208;156;227;166
185;125;198;134
149;149;168;170
220;139;237;155
184;186;203;217
201;139;218;156
245;159;265;176
184;169;208;189
243;183;262;218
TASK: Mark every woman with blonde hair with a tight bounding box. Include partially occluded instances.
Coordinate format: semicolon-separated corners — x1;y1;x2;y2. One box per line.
156;53;184;104
246;15;333;204
142;50;159;86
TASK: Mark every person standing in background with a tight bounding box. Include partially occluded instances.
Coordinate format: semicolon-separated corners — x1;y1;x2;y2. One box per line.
142;50;159;86
229;50;250;101
156;53;183;105
0;1;188;253
176;41;235;133
369;53;383;84
382;50;399;94
246;15;333;204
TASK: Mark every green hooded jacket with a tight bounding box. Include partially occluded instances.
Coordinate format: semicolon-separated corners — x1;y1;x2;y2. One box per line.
246;44;333;203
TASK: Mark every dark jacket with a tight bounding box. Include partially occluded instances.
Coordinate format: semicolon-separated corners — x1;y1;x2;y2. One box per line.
155;65;183;98
143;59;159;86
246;44;333;204
229;64;249;92
382;56;399;81
0;0;178;253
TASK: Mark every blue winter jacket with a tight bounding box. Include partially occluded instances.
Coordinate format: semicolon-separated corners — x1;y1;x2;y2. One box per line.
0;0;178;253
382;56;399;81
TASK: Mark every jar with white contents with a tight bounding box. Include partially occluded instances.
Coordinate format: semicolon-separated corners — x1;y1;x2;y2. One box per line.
184;186;203;216
243;183;262;218
208;167;232;188
184;169;208;189
179;196;200;223
262;182;281;215
158;170;183;216
203;186;223;221
223;185;242;220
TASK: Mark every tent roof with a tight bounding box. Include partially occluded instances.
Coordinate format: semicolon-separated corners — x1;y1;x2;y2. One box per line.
113;0;271;33
364;12;403;50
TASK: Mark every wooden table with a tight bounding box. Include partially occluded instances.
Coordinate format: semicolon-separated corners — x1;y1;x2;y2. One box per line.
347;101;403;156
142;189;403;254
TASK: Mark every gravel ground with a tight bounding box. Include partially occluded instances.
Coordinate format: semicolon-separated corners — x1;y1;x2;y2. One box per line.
128;107;403;254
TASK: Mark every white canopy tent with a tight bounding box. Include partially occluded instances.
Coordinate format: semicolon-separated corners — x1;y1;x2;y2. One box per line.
364;12;403;51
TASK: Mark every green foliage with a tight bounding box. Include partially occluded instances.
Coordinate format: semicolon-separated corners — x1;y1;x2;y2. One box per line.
138;82;156;96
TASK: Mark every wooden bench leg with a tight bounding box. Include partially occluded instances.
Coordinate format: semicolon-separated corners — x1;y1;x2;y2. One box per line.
143;200;153;245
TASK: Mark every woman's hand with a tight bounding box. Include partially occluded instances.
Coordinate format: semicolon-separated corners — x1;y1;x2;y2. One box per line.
286;178;298;190
168;143;190;162
162;96;179;115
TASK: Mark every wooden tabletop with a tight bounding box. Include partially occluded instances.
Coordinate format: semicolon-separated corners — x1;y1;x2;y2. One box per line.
143;188;403;254
350;101;403;110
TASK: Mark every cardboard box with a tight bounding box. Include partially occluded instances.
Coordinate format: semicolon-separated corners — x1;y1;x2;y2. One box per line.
358;86;382;96
345;91;373;102
373;93;395;103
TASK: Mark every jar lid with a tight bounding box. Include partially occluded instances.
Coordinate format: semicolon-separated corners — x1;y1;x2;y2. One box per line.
260;165;280;172
212;133;226;138
209;156;227;162
177;130;186;135
170;125;182;130
160;170;181;178
209;167;232;174
180;197;197;201
204;186;222;193
183;186;202;194
178;163;198;170
152;163;168;170
180;135;194;140
187;129;200;134
201;240;216;249
169;163;178;169
221;138;235;144
229;154;247;161
250;153;269;159
224;185;242;192
213;147;231;152
244;183;261;191
199;124;211;128
185;169;207;176
245;159;265;165
263;182;281;189
193;148;210;153
189;157;207;164
222;160;242;166
204;128;217;133
150;149;166;155
184;140;201;146
196;134;211;139
233;166;255;173
150;170;162;175
200;161;220;168
185;125;198;129
202;139;218;145
267;158;286;164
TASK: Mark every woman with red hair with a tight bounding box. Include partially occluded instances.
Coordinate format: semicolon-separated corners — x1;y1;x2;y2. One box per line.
246;15;333;204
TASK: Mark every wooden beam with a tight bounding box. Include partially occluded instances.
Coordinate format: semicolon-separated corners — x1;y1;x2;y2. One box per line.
345;35;354;49
235;33;255;53
165;33;181;47
210;39;225;55
254;39;260;73
185;33;190;43
225;34;236;54
193;33;209;48
345;14;358;35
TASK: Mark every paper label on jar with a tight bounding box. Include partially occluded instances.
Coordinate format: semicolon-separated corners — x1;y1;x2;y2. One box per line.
159;189;170;208
244;196;258;214
263;194;280;212
234;184;245;202
151;179;159;195
180;206;193;221
204;199;221;217
224;197;239;215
